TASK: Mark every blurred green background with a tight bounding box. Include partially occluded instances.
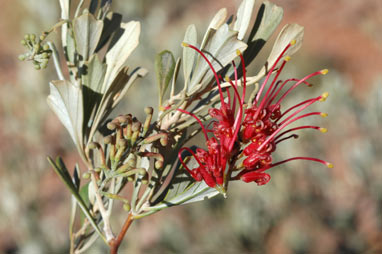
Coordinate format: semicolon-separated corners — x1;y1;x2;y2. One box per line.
1;0;381;253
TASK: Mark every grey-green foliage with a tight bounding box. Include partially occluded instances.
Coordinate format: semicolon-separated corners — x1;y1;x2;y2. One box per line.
20;0;313;252
47;3;146;158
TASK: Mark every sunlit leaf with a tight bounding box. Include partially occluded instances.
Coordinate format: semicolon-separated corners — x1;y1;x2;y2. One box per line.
250;1;283;43
259;23;304;75
103;21;140;92
183;24;197;87
73;13;104;61
243;1;283;67
200;8;227;50
82;54;105;132
234;0;255;40
155;50;175;106
189;24;247;94
87;67;147;143
47;80;84;152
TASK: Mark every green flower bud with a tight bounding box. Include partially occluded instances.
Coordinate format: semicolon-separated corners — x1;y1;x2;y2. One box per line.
117;115;128;124
43;44;50;51
82;172;91;179
104;135;113;144
88;142;98;149
144;107;153;115
107;122;117;130
123;203;131;212
30;34;36;42
155;160;163;169
18;55;26;61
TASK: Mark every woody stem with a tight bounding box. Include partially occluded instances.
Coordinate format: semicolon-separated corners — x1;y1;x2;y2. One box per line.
109;213;134;254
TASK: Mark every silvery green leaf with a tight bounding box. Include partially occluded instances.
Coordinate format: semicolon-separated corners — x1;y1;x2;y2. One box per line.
59;0;71;57
234;0;255;40
155;50;175;106
88;67;147;143
208;8;228;30
189;24;247;94
147;157;219;211
200;8;227;50
259;23;304;75
84;54;106;93
243;1;283;67
103;21;140;93
82;54;105;131
47;157;106;243
73;13;104;61
47;80;84;152
250;1;283;43
111;67;148;108
170;57;181;97
88;181;96;206
59;0;70;20
66;30;76;64
182;24;197;86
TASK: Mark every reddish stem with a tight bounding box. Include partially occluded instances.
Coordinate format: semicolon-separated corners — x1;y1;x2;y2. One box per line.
109;213;134;254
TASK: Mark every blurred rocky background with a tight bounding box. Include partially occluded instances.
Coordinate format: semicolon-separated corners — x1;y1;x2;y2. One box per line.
0;0;381;253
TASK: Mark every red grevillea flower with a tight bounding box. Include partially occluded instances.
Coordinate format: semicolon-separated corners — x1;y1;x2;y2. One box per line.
236;40;333;185
177;43;247;191
177;40;333;191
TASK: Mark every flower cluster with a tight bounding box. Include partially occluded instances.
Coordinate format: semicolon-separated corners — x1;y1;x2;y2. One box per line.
178;41;333;193
178;43;246;192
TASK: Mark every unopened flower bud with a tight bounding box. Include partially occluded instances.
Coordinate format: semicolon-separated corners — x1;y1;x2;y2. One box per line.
88;142;98;150
155;160;163;169
30;34;36;42
131;121;141;145
142;107;153;137
18;55;26;61
104;135;113;144
82;172;91;179
117;115;128;124
123;203;131;212
107;122;117;130
160;135;168;146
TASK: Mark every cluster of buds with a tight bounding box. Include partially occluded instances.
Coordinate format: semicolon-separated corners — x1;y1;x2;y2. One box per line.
19;33;51;69
84;107;168;211
178;41;333;194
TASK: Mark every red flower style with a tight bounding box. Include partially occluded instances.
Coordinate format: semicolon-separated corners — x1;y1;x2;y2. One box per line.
236;40;333;185
177;43;247;190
